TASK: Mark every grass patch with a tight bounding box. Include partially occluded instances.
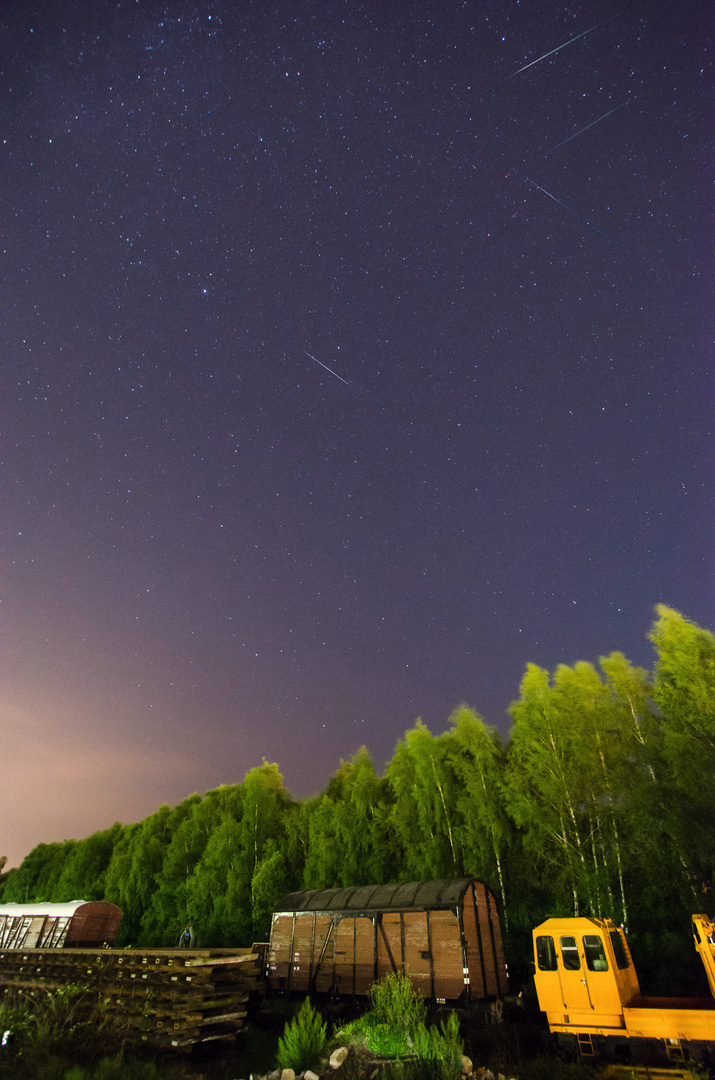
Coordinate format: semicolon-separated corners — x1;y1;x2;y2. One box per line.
338;1015;413;1057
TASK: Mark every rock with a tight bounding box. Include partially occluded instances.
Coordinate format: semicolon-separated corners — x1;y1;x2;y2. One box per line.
329;1046;348;1069
280;1071;295;1080
461;1055;473;1074
304;1073;320;1080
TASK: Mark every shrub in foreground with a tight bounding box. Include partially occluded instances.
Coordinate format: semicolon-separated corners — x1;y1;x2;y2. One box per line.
337;972;427;1059
276;997;327;1074
412;1011;464;1080
337;1014;412;1058
338;973;465;1078
368;971;427;1030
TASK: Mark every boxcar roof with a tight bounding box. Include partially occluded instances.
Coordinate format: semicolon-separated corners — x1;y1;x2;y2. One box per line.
275;878;480;915
0;901;111;918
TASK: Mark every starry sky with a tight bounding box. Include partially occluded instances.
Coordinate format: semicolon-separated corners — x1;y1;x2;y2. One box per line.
3;0;711;869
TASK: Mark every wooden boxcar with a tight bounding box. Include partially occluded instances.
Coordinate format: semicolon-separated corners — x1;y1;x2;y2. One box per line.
0;901;122;949
267;878;508;1003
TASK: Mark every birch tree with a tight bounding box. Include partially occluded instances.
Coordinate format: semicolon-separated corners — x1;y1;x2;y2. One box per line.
386;720;460;879
649;606;715;897
504;664;594;917
302;748;393;889
441;706;510;923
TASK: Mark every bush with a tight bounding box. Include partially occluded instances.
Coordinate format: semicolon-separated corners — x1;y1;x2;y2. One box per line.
411;1011;464;1080
338;975;464;1079
275;998;327;1074
0;985;101;1056
337;973;428;1064
368;972;427;1030
0;989;161;1080
338;1015;412;1058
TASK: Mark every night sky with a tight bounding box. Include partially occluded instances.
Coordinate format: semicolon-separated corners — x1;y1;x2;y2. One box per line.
3;0;711;869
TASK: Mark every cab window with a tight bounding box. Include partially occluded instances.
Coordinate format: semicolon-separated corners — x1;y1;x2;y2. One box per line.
560;935;580;970
583;934;609;971
609;930;630;969
536;935;557;971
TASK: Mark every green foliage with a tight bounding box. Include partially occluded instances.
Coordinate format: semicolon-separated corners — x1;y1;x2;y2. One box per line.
444;707;510;919
178;764;296;947
250;847;289;941
650;605;715;742
386;722;461;880
302;748;393;890
0;988;189;1079
649;605;715;890
137;793;209;945
0;856;10;902
2;842;73;903
52;825;124;902
338;973;438;1072
103;803;190;945
341;1002;464;1078
0;985;137;1079
275;997;327;1073
0;985;95;1054
338;1014;413;1058
5;605;713;999
411;1011;464;1080
368;971;427;1030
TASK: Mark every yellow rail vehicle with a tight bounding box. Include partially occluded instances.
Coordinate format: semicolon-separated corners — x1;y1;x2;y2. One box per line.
693;913;715;998
533;915;715;1063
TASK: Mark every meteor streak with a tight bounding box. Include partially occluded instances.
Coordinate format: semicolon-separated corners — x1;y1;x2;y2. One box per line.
513;171;608;240
544;101;628;156
305;351;351;386
497;17;616;86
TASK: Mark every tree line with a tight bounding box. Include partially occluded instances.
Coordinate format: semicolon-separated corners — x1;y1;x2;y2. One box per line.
2;606;713;990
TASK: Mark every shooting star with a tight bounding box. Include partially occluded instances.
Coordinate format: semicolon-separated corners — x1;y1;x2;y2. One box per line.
304;351;351;387
496;17;616;87
544;101;629;156
513;171;608;240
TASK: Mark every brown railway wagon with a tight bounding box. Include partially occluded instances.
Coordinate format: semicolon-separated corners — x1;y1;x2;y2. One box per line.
267;878;508;1004
0;901;122;949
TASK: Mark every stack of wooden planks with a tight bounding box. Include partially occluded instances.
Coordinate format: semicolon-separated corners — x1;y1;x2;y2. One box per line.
0;946;264;1051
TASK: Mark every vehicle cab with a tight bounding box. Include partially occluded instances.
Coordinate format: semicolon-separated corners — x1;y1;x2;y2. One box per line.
533;916;640;1033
